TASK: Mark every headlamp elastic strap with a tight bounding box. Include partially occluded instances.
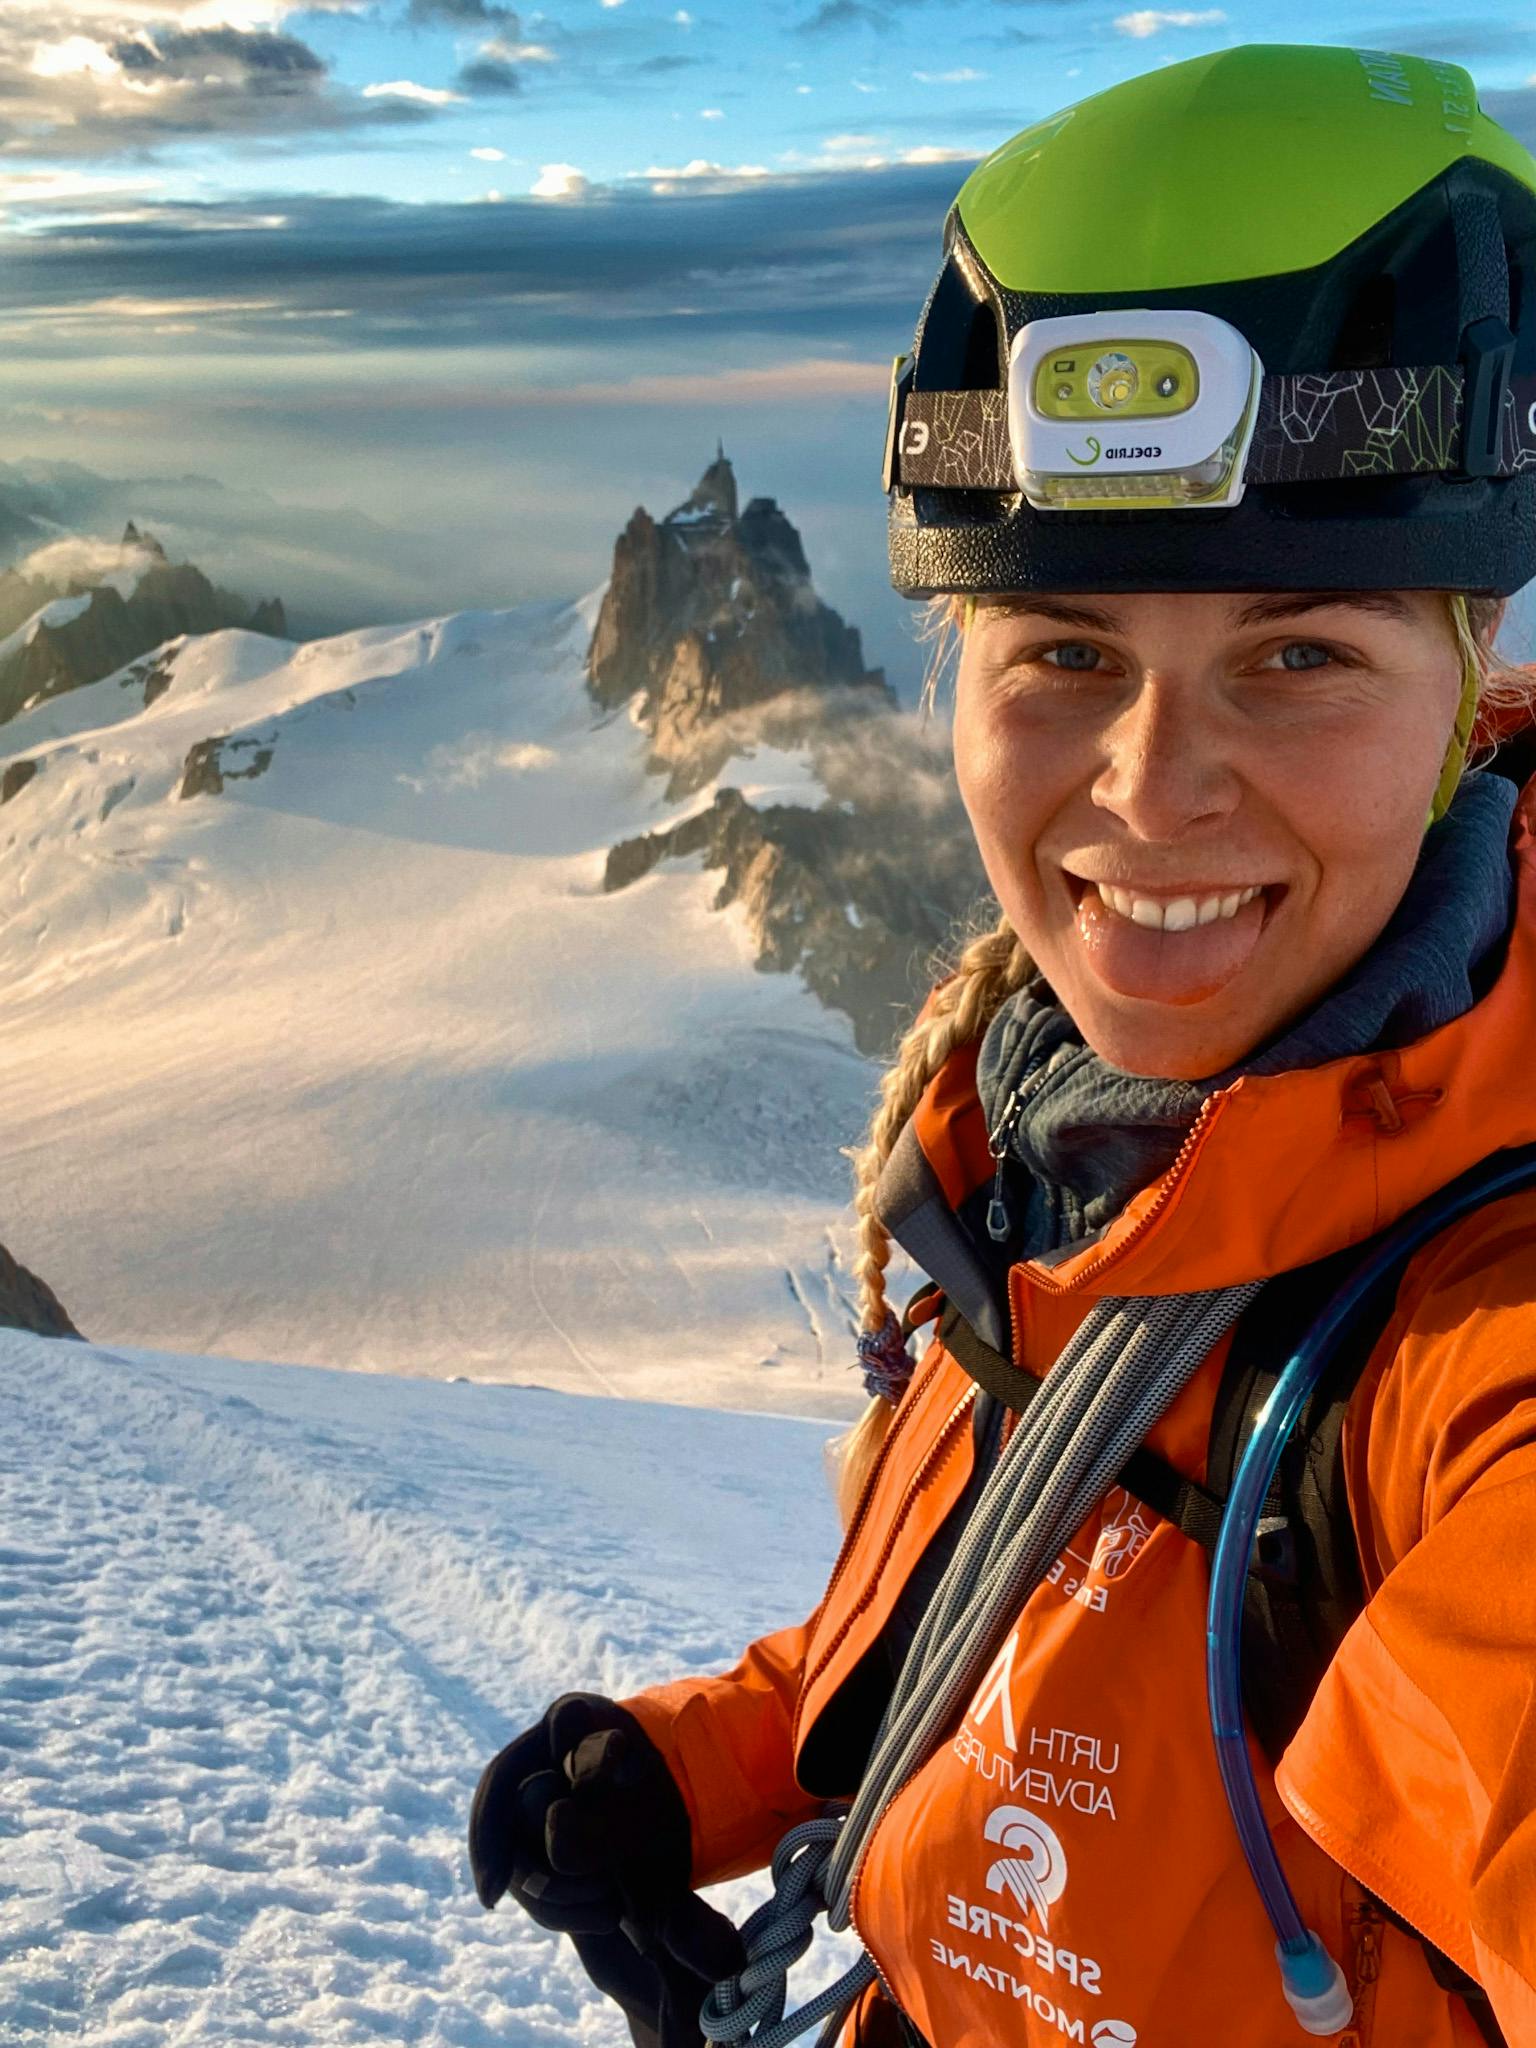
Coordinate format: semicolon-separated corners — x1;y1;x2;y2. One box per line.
891;364;1536;494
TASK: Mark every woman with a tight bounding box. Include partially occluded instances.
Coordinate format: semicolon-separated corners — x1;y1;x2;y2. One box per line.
470;44;1536;2048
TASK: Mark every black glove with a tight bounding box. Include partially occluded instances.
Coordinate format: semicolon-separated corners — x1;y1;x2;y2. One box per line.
470;1692;746;2048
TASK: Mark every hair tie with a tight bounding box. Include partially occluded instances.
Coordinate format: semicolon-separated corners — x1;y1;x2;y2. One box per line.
857;1310;914;1403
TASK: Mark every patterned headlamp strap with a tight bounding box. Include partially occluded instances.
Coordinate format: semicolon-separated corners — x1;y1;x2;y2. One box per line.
889;364;1536;493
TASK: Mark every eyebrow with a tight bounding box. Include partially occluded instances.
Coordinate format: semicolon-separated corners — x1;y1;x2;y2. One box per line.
984;591;1418;632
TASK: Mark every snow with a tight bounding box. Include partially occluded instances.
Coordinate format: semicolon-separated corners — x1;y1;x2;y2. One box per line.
0;593;95;673
0;592;883;1418
0;1330;857;2045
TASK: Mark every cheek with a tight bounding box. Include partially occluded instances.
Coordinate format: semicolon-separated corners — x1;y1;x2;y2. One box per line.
951;697;1059;905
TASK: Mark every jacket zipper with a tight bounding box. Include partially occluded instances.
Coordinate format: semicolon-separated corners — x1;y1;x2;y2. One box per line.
1037;1092;1225;1295
792;1383;976;1755
983;1055;1054;1244
1338;1890;1382;2048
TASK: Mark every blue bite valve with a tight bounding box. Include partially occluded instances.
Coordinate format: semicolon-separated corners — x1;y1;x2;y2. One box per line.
1278;1932;1354;2036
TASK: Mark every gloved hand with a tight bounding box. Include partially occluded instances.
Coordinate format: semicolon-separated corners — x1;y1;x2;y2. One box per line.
469;1692;747;2048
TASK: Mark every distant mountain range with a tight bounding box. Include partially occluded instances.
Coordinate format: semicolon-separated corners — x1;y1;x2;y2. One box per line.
0;454;988;1401
0;521;285;728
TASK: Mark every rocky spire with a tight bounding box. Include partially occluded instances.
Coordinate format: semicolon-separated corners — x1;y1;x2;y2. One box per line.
669;445;738;527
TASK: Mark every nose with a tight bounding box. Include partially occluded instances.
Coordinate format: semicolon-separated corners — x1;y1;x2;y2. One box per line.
1089;673;1241;842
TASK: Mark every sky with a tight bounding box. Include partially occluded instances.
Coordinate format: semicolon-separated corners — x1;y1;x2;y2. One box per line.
0;2;1532;683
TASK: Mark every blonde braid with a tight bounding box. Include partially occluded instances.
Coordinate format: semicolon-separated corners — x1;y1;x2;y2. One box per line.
832;912;1031;1525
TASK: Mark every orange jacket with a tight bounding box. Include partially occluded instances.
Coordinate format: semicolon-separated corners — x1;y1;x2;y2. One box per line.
623;789;1536;2048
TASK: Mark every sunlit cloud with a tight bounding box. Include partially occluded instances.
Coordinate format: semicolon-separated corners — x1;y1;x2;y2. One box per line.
1113;7;1226;34
531;162;593;198
31;35;122;79
470;146;506;160
911;66;984;81
637;158;770;193
362;79;466;104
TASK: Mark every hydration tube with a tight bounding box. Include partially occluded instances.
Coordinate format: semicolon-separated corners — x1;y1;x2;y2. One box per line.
1206;1142;1536;2036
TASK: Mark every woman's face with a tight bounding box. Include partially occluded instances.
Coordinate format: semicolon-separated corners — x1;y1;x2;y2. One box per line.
953;589;1467;1080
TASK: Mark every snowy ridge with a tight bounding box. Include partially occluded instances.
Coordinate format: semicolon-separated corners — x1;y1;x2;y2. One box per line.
0;1332;858;2044
0;595;889;1416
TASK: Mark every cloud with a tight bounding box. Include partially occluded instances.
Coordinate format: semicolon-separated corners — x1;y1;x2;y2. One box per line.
0;155;977;365
1483;85;1536;151
457;56;521;92
0;15;439;152
1365;18;1536;62
1113;6;1226;33
470;145;506;160
362;78;465;103
912;66;985;81
797;0;890;27
530;162;592;198
107;23;324;80
638;158;771;193
633;53;699;71
407;0;516;21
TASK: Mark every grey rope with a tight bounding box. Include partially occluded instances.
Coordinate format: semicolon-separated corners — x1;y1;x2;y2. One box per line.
699;1281;1260;2048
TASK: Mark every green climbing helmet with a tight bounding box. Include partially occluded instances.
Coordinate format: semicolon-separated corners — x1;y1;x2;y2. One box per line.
885;43;1536;597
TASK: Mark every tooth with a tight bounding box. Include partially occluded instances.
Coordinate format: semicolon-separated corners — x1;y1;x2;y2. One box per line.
1096;882;1115;911
1111;887;1134;919
1129;897;1164;930
1197;896;1223;925
1240;886;1261;907
1220;893;1241;919
1162;897;1198;933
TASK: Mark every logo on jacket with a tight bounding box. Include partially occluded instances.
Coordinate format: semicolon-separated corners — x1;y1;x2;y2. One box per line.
983;1806;1068;1931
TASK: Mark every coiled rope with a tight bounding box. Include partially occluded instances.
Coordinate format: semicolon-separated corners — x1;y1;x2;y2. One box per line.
700;1281;1259;2048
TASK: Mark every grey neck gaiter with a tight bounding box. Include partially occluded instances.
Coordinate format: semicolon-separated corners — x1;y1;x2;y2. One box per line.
975;772;1519;1256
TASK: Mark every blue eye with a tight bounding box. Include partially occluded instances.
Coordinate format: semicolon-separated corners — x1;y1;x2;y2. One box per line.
1046;642;1102;672
1278;642;1332;671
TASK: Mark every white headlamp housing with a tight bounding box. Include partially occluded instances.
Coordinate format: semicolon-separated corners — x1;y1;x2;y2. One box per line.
1009;308;1263;513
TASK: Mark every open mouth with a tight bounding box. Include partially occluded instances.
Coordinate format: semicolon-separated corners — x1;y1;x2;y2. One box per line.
1084;880;1271;931
1060;868;1285;1005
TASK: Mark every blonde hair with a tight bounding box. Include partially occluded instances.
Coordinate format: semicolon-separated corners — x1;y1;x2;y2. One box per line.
832;586;1535;1527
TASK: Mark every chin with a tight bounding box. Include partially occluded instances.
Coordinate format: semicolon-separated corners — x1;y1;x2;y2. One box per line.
1068;1001;1265;1082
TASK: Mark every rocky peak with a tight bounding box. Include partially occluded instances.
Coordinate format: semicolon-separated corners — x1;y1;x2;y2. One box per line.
585;449;891;794
669;441;739;528
121;519;168;564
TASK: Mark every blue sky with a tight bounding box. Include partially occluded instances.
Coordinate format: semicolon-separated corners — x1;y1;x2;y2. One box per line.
0;1;1532;680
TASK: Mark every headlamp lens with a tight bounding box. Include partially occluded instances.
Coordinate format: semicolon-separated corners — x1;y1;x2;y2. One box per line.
1088;351;1139;410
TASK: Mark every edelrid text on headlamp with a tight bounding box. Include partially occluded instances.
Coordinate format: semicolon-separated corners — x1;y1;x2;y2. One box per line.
1008;310;1261;511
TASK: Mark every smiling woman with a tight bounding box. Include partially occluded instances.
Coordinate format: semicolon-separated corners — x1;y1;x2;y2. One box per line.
954;588;1487;1075
469;42;1536;2048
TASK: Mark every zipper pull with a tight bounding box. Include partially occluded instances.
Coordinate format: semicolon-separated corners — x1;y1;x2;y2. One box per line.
985;1084;1026;1242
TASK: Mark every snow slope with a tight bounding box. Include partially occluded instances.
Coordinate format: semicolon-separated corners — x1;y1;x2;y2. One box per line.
0;1331;857;2045
0;596;889;1417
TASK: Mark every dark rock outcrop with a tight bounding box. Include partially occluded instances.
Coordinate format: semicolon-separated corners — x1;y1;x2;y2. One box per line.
1;758;38;804
178;733;276;801
587;449;891;795
596;452;991;1053
0;1241;80;1339
0;527;288;727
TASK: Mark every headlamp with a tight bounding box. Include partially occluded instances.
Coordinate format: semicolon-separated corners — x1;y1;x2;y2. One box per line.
1009;309;1262;513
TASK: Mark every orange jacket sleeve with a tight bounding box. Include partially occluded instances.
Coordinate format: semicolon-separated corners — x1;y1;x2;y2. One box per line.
1277;1192;1536;2039
620;1615;824;1887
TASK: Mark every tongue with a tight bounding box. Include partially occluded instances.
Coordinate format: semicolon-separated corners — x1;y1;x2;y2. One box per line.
1074;890;1268;1005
